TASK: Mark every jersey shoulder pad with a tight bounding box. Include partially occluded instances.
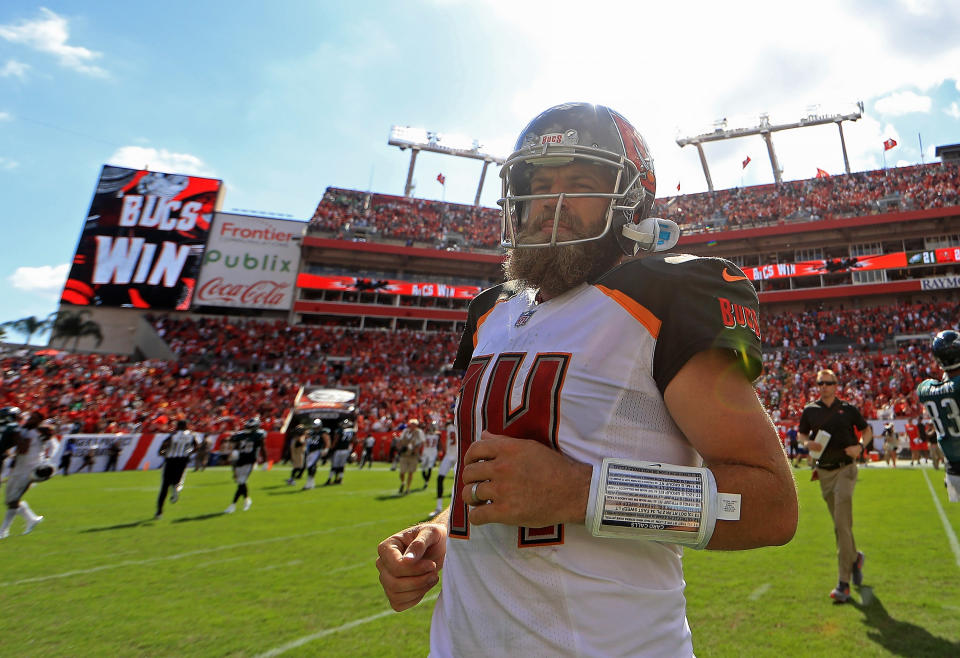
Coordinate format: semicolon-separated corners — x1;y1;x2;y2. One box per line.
596;253;763;387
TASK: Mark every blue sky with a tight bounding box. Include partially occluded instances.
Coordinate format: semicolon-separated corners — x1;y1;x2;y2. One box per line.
1;1;959;338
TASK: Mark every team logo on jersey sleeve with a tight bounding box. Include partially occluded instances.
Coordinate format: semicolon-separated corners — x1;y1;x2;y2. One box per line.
718;296;761;340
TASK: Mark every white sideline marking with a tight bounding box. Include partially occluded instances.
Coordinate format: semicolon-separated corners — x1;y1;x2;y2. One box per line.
922;470;960;569
0;518;394;588
748;583;770;600
255;593;440;658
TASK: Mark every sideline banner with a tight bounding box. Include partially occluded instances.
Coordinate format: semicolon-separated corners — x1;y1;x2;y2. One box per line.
51;432;287;471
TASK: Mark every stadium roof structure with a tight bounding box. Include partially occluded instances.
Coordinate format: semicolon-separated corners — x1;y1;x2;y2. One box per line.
677;102;864;191
389;125;505;206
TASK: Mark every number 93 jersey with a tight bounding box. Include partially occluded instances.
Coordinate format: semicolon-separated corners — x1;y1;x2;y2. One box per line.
431;254;761;657
917;374;960;464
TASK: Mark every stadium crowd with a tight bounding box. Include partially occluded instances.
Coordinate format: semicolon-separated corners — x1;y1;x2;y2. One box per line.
761;300;958;350
307;164;960;248
0;300;949;441
653;162;960;232
309;188;501;249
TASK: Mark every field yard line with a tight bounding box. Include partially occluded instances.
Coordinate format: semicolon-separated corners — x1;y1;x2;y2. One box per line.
255;593;440;658
0;518;397;588
748;583;770;600
921;469;960;568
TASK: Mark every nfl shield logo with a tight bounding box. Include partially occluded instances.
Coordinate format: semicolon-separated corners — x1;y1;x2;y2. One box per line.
515;310;536;327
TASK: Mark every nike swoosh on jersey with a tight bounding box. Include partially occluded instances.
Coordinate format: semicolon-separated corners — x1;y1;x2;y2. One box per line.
722;268;748;282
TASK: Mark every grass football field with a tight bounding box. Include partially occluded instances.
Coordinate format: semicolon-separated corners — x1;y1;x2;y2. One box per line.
1;462;958;656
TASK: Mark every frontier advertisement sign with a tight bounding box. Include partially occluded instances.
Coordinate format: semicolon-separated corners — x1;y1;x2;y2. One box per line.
61;165;223;310
193;213;304;311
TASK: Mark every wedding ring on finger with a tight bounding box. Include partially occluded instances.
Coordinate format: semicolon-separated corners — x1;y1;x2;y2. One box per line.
468;481;486;506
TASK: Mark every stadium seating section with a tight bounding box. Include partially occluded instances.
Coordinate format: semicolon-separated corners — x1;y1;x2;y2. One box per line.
309;163;959;247
0;304;946;437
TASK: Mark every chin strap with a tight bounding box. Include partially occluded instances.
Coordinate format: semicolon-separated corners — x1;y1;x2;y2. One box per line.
621;217;681;254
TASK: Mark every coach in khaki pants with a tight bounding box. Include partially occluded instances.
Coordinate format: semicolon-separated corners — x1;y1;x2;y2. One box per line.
798;368;873;604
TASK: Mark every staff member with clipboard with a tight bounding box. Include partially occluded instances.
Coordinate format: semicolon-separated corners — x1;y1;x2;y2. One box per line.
798;368;873;604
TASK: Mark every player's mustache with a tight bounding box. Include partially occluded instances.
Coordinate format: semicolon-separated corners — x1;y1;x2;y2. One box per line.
525;208;583;235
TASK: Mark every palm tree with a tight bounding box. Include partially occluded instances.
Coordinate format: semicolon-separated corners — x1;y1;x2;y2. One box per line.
1;314;53;346
50;309;103;352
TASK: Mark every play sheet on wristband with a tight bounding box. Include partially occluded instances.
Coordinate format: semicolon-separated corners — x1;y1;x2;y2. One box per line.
600;463;707;539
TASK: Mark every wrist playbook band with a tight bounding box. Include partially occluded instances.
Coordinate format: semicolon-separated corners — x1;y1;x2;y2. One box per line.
585;458;741;550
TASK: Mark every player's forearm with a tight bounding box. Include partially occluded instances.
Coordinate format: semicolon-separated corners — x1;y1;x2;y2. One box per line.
702;458;798;550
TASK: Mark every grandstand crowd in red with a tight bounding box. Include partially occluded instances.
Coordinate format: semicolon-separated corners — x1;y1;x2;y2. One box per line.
655;162;960;232
308;163;959;247
0;305;946;439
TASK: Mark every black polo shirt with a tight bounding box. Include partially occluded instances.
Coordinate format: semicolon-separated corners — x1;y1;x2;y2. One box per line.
798;398;868;468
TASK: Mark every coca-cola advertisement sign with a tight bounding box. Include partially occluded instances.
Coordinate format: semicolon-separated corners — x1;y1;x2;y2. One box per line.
194;213;304;310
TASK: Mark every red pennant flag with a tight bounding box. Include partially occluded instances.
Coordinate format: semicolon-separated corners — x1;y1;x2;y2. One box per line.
676;181;681;192
883;138;897;151
436;173;446;185
742;156;751;169
816;168;831;179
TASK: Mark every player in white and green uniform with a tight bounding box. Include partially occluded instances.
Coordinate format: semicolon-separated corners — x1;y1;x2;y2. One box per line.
917;329;960;501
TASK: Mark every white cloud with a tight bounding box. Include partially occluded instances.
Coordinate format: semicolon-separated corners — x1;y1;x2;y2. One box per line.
0;111;11;121
8;263;69;297
0;59;29;79
0;156;19;171
107;146;217;177
874;91;932;116
898;0;937;15
0;8;106;77
946;102;960;120
475;0;960;192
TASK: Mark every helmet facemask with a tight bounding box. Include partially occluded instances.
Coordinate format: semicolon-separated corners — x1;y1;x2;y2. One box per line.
499;143;642;250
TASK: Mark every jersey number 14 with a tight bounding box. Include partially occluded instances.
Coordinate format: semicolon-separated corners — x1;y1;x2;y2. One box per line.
449;352;570;547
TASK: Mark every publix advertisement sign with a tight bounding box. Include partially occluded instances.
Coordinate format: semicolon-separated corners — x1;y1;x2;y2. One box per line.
193;213;305;310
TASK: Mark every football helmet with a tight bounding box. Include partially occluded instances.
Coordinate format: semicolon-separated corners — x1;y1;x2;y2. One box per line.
933;329;960;371
499;102;679;255
31;461;56;482
244;417;261;429
0;406;21;424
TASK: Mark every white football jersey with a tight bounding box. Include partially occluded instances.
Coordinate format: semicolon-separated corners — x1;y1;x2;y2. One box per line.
431;254;762;657
422;431;440;459
11;428;50;475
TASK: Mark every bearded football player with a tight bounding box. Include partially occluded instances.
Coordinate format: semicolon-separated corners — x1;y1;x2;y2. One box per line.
376;102;797;656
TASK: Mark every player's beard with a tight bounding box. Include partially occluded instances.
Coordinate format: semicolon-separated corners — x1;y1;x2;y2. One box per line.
503;208;623;299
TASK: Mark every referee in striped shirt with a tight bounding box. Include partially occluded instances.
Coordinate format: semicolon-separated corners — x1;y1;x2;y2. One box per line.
155;419;199;520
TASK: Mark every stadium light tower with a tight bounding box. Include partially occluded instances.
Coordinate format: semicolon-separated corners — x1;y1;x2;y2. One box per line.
676;101;864;191
389;125;506;206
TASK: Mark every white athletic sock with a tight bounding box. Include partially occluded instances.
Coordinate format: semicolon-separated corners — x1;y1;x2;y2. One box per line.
2;508;16;533
22;502;39;522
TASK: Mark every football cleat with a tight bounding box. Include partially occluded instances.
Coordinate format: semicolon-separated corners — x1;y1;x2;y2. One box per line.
23;516;44;535
170;490;179;503
852;551;865;586
224;503;236;514
830;583;851;603
243;498;252;511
